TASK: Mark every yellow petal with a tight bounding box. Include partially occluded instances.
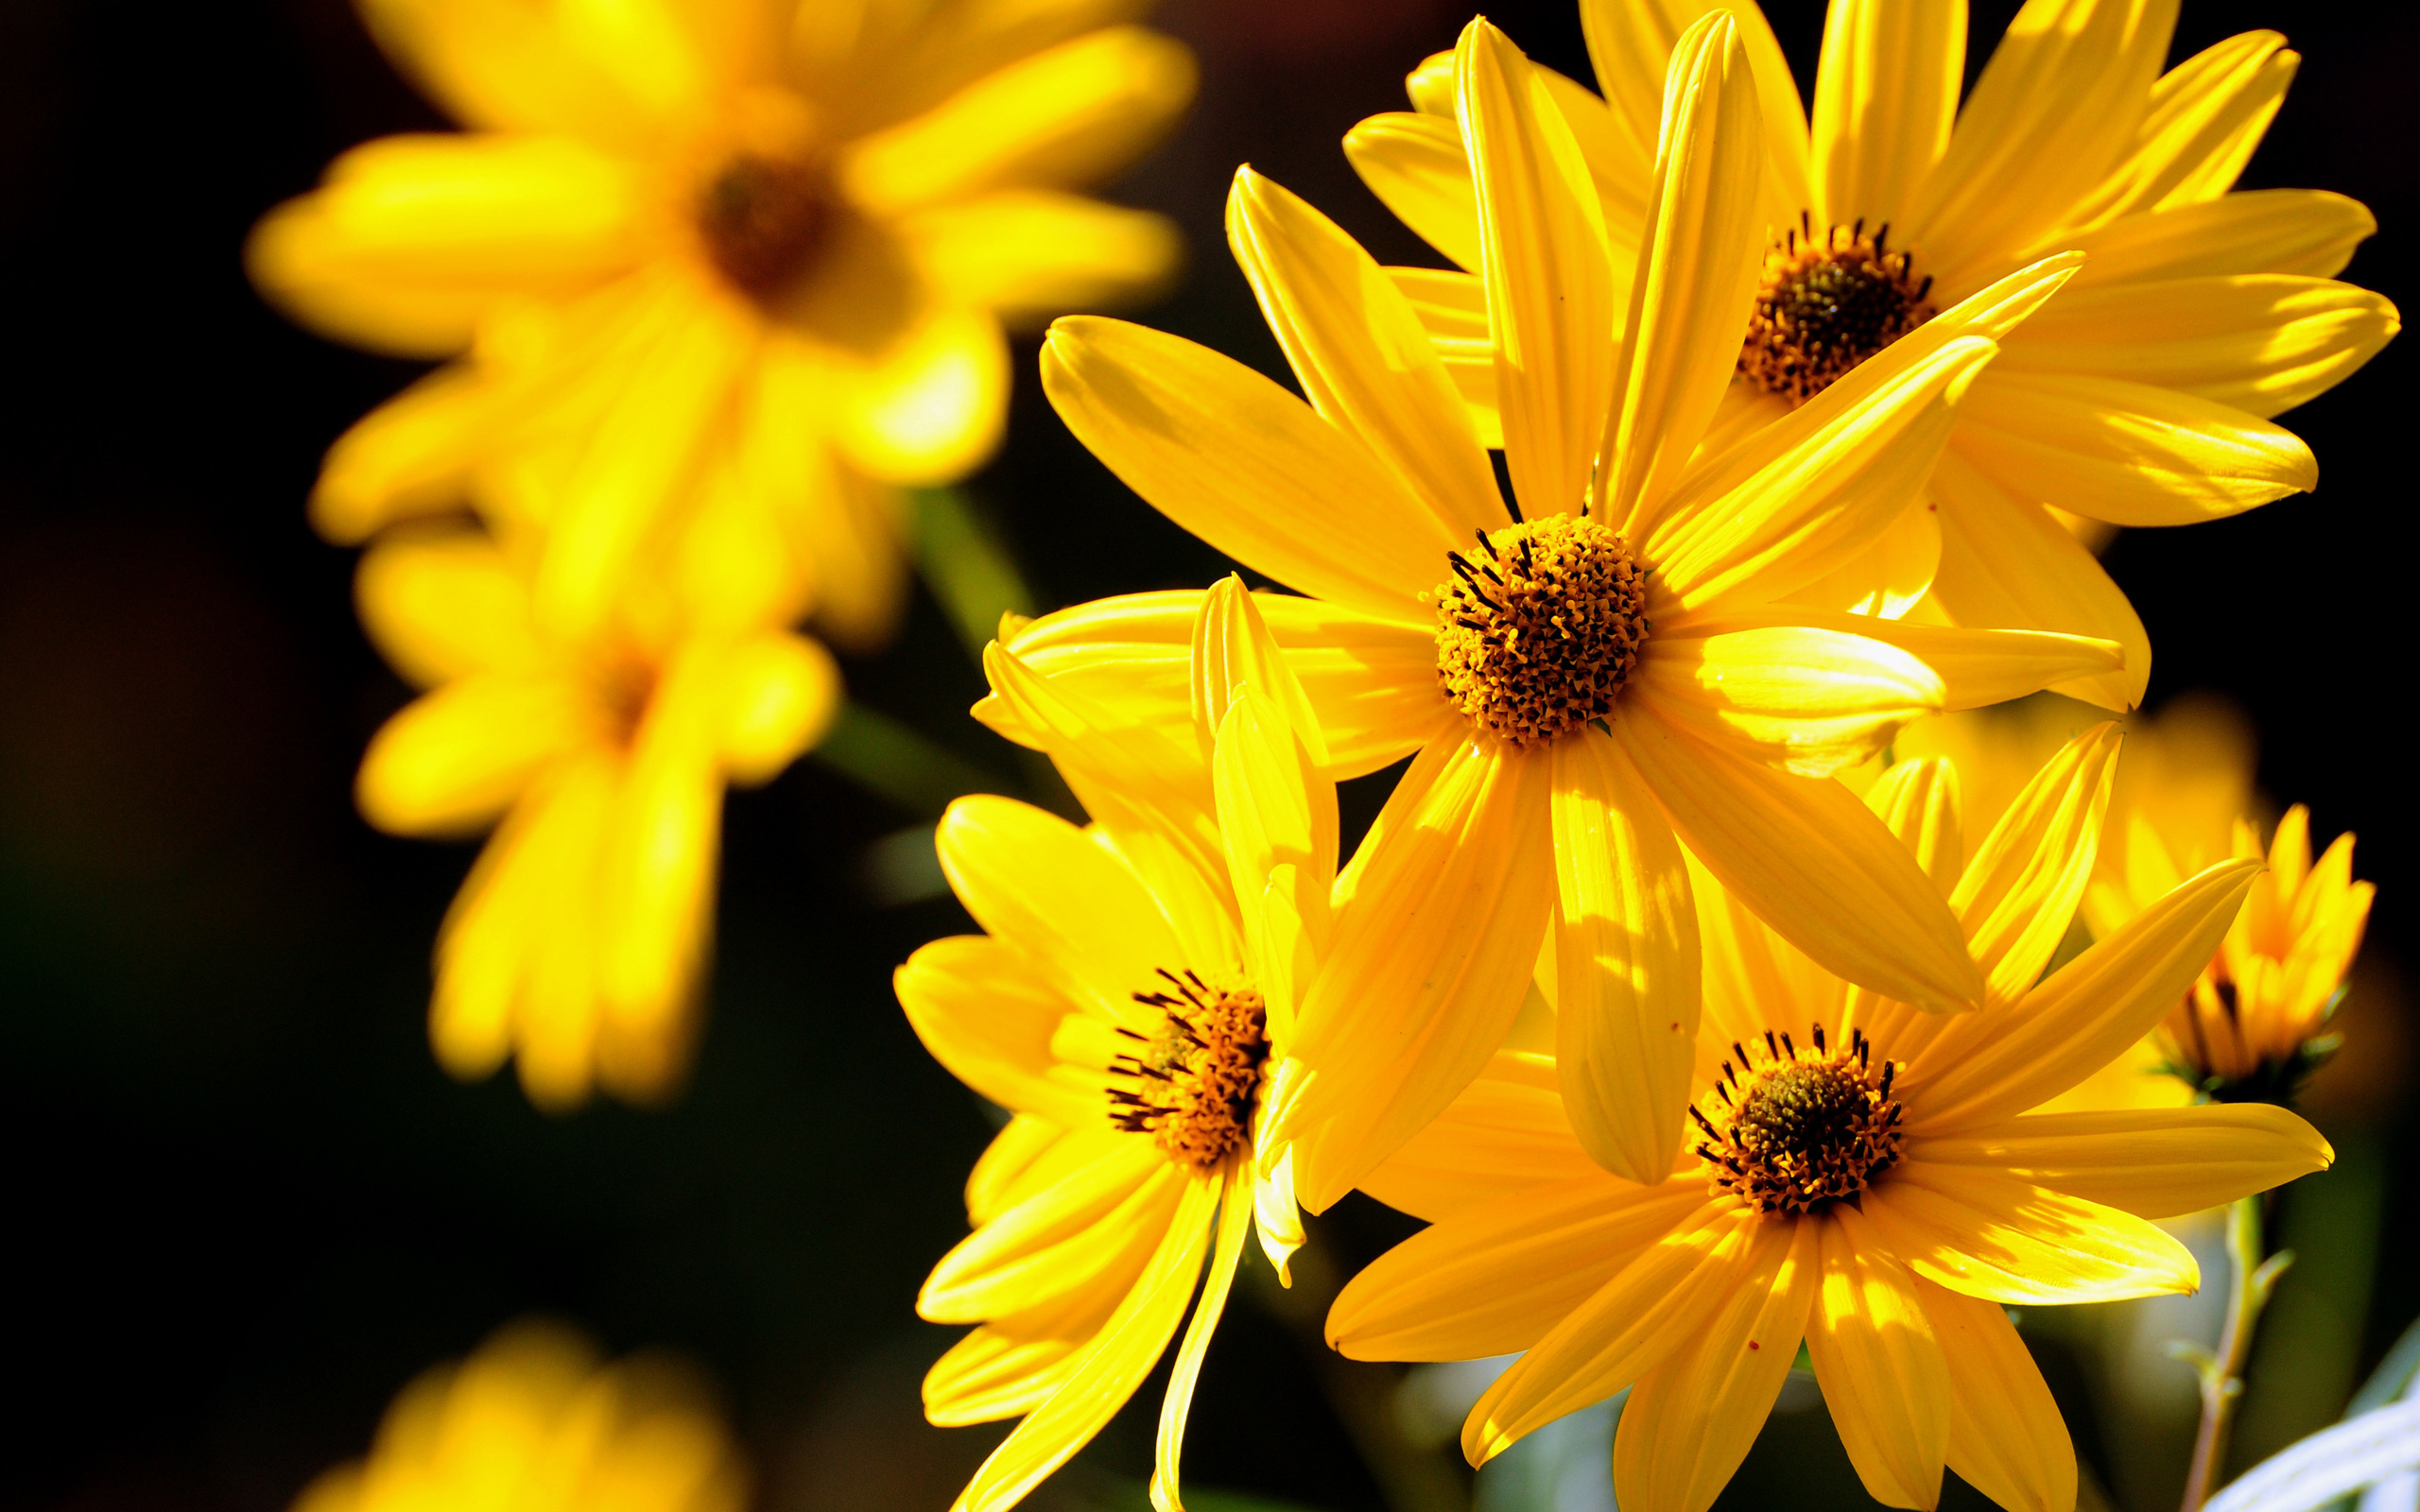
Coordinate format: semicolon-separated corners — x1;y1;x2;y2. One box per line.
1860;1166;2198;1304
1467;1200;1758;1462
1215;689;1338;1027
1633;626;1944;779
1041;318;1451;623
2063;188;2377;286
357;676;593;836
1904;857;2259;1129
829;297;1011;488
354;0;682;149
1355;1051;1607;1223
1616;713;1982;1010
1458;17;1616;521
1601;13;1767;524
354;526;543;686
1952;369;2315;529
1550;731;1702;1181
1811;0;1963;232
1577;0;1811;230
1332;1177;1705;1365
1948;722;2120;1009
1807;1207;1949;1510
2065;31;2295;228
1689;852;1845;1072
1607;1215;1819;1512
844;26;1195;213
1342;112;1482;273
1994;275;2400;421
1864;755;1963;891
1149;1167;1255;1512
1915;1278;2078;1512
1907;1104;2332;1219
1927;445;2150;710
907;190;1182;325
1192;574;1331;770
1227;168;1507;541
717;631;839;783
1252;1148;1305;1284
1388;266;1503;446
922;1149;1180;1323
925;1326;1085;1428
311;366;496;542
969;1118;1125;1227
1281;732;1556;1211
798;0;1151;141
953;1174;1217;1512
1676;606;2125;716
898;936;1097;1128
735;338;908;651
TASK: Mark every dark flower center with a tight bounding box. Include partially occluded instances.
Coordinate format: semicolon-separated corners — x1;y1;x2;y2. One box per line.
1431;514;1650;747
1738;215;1936;404
1109;969;1270;1169
699;152;831;302
1693;1024;1905;1215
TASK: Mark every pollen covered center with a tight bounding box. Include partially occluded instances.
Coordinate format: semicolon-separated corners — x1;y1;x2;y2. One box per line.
1738;216;1936;404
1432;514;1650;747
1692;1025;1905;1216
699;152;832;302
1110;970;1270;1169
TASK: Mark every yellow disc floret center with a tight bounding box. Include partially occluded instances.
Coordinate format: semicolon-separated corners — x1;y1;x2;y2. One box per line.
1739;216;1936;404
699;152;832;303
1693;1025;1905;1216
1432;514;1650;747
1110;970;1270;1170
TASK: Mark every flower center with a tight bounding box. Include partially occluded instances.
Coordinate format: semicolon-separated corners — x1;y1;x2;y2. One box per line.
1692;1024;1905;1216
1109;970;1270;1169
1738;216;1936;404
698;152;831;302
1431;515;1650;747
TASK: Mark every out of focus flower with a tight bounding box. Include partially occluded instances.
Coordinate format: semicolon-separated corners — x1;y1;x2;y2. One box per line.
251;0;1194;646
1349;0;2398;708
900;580;1324;1512
986;15;2119;1201
354;523;835;1108
1328;727;2330;1512
290;1321;745;1512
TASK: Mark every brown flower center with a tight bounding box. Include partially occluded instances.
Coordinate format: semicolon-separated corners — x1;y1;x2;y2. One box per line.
698;152;832;302
1738;215;1936;404
1692;1024;1905;1216
1109;970;1270;1169
1431;515;1650;747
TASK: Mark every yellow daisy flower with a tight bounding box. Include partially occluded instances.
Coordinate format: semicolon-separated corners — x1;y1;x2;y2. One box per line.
901;578;1330;1512
354;521;836;1108
250;0;1195;644
290;1321;746;1512
1348;0;2399;708
982;15;2119;1201
1326;726;2332;1512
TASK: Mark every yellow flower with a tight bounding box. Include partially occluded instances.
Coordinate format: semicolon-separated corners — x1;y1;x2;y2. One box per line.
1347;0;2399;708
902;579;1330;1512
1326;726;2332;1512
982;15;2119;1203
250;0;1194;645
354;522;837;1108
290;1321;746;1512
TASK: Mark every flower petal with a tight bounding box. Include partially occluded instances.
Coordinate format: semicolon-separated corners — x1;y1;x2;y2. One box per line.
921;1150;1182;1323
899;936;1098;1129
906;190;1182;325
1861;1165;2198;1304
1907;1104;2332;1219
354;526;544;685
1864;754;1964;891
1633;626;1944;778
1388;266;1502;445
1948;722;2121;1009
2064;188;2377;286
1807;1207;1949;1510
1915;1278;2077;1512
357;675;595;836
1672;606;2125;716
1150;1166;1256;1512
1810;0;1963;232
1342;112;1483;273
2064;30;2295;227
1577;0;1810;230
1356;1050;1606;1222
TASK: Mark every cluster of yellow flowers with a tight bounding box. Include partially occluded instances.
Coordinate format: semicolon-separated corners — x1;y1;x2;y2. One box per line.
254;1;2398;1511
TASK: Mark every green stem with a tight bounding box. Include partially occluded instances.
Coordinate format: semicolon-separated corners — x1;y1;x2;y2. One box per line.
811;701;1007;818
2181;1195;2296;1512
911;486;1037;662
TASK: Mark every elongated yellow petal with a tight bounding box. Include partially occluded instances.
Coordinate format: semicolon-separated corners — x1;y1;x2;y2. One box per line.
1905;857;2259;1129
2064;188;2377;286
1577;0;1810;229
922;1152;1180;1323
1227;169;1506;540
358;676;594;836
1949;723;2120;1009
926;1326;1086;1429
1915;1278;2077;1512
1282;733;1556;1211
968;1117;1118;1227
1459;17;1616;522
1150;1167;1255;1512
1608;1215;1818;1512
827;293;1011;489
1807;1208;1949;1510
1865;755;1963;891
1356;1050;1607;1222
715;630;838;784
354;527;543;685
1671;607;2124;716
1927;446;2149;710
1215;690;1338;1016
1342;112;1482;272
954;1175;1217;1512
1602;13;1766;526
1811;0;1963;232
1192;576;1330;770
799;0;1152;141
355;0;680;149
1616;713;1982;1010
1689;850;1844;1069
1466;1200;1754;1462
1994;275;2400;421
310;366;497;543
1389;266;1503;446
900;936;1097;1128
1953;369;2315;529
907;190;1181;324
1909;1104;2332;1219
1634;627;1943;778
1550;731;1702;1181
2065;31;2294;229
1861;1166;2197;1304
1041;318;1449;622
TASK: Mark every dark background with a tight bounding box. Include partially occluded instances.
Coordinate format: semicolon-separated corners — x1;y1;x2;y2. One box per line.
1;1;2411;1509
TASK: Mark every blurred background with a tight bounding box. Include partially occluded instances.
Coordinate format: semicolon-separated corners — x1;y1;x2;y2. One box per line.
1;1;2411;1508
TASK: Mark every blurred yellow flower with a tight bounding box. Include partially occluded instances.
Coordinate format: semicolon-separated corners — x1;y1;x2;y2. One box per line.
251;0;1194;645
291;1321;745;1512
986;15;2119;1203
1327;727;2331;1512
1348;0;2398;709
901;580;1326;1512
354;523;836;1108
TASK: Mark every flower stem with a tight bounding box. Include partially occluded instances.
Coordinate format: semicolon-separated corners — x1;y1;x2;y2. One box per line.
2180;1194;2296;1512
